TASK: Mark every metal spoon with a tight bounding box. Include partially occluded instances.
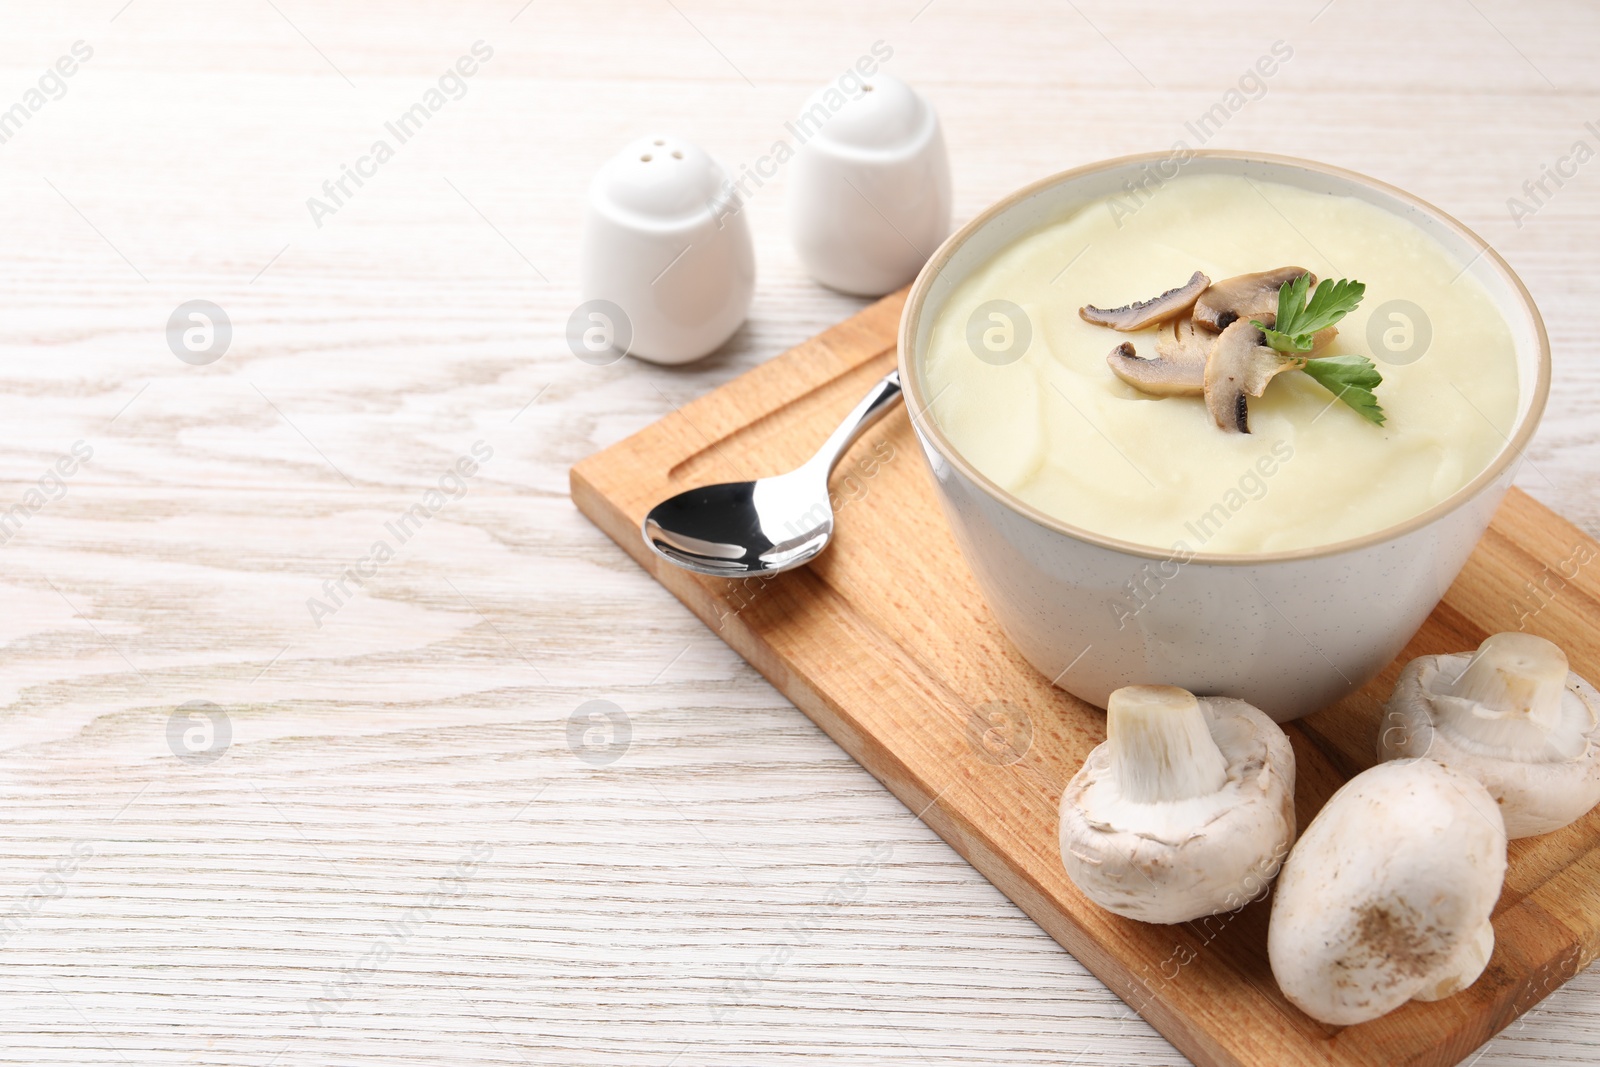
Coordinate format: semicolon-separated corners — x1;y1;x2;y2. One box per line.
642;370;904;577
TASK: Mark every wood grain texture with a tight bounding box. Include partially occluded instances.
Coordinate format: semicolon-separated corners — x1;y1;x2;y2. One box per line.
571;286;1600;1067
1;1;1597;1064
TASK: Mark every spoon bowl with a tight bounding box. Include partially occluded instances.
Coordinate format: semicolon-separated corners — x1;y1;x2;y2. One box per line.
643;371;902;577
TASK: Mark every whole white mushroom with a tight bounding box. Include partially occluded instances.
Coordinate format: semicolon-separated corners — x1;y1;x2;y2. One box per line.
1057;685;1295;925
1380;632;1600;838
1268;758;1507;1026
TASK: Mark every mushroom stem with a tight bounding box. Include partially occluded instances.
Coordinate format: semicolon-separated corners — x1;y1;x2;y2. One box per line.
1447;633;1569;733
1108;685;1229;803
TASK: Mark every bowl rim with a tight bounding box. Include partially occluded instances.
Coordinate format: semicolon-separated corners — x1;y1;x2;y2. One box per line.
897;149;1552;567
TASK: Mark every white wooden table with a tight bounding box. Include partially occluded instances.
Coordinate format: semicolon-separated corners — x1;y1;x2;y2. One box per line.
1;2;1596;1063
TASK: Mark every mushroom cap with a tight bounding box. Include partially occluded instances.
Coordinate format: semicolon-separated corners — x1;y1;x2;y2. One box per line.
1058;697;1295;924
1380;653;1600;838
1267;758;1507;1026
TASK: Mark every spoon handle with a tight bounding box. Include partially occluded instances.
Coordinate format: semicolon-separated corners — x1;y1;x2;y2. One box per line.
804;370;904;478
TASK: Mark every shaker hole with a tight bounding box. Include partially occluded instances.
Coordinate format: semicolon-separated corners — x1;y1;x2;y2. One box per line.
640;154;653;162
653;139;665;145
671;150;683;159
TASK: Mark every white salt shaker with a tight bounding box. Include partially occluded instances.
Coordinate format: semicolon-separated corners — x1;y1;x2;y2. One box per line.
786;73;952;297
577;135;755;365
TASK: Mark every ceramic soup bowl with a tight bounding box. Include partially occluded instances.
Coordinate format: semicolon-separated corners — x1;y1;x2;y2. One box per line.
898;151;1550;721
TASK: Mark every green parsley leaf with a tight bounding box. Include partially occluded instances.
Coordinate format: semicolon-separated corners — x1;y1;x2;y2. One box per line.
1272;272;1315;334
1258;325;1313;352
1300;355;1387;426
1294;277;1366;334
1253;274;1367;354
1247;274;1384;424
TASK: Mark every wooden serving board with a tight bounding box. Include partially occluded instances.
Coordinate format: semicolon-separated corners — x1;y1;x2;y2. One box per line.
570;289;1600;1067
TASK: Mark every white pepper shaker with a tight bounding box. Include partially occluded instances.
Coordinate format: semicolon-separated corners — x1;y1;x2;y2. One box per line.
577;135;755;365
786;73;952;297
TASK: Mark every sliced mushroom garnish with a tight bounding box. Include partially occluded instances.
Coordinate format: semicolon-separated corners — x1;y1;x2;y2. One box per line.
1193;267;1313;332
1106;340;1203;397
1155;315;1210;364
1306;326;1338;356
1202;320;1305;433
1080;270;1210;332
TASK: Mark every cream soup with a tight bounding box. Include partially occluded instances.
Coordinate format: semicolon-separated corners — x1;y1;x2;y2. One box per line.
921;173;1520;554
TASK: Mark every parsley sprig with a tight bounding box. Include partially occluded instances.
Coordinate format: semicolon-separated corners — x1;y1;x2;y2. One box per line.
1252;273;1386;426
1255;274;1365;352
1301;356;1386;426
